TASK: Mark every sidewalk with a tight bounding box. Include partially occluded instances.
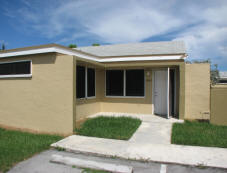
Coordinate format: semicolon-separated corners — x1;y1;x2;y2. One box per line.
51;135;227;169
51;114;227;169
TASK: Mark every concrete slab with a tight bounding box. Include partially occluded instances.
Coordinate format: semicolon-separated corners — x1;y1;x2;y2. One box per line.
51;135;227;169
129;122;172;144
90;112;183;124
50;154;133;173
51;114;227;169
7;150;227;173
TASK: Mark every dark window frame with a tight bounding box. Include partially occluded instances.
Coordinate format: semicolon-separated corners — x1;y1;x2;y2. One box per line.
105;69;145;97
106;70;124;96
87;68;96;98
76;65;96;99
0;60;32;78
76;65;86;99
126;69;145;97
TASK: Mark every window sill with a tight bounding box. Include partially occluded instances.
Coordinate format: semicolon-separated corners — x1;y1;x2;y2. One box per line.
76;96;96;100
105;96;145;98
0;74;32;79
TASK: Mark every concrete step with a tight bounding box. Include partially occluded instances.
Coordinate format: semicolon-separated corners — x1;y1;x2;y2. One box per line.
50;154;133;173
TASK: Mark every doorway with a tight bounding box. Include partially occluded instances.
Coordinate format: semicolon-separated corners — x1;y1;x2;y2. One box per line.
152;68;177;118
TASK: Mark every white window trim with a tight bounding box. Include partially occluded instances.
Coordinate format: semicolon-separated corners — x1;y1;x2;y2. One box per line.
76;66;96;99
0;60;32;79
105;69;145;98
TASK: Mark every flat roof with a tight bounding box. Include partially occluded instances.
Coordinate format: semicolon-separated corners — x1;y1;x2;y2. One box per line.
0;42;187;62
76;41;186;57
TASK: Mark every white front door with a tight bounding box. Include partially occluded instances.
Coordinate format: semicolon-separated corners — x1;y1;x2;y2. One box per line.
153;70;169;117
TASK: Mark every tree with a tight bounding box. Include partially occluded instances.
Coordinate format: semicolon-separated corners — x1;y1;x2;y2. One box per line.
68;44;77;48
92;43;100;46
210;64;219;85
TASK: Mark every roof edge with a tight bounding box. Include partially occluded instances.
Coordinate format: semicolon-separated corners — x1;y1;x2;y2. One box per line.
0;43;186;62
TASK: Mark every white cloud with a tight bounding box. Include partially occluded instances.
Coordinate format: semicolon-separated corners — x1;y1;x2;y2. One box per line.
3;0;227;69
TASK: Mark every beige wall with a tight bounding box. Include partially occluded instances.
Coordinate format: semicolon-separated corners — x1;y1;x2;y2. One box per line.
185;63;210;119
210;85;227;125
0;53;75;135
0;54;212;134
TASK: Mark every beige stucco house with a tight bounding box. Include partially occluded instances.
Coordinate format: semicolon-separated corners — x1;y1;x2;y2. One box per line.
0;41;210;135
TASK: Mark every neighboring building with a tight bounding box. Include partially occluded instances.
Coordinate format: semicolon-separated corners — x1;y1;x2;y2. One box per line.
0;41;210;135
219;71;227;84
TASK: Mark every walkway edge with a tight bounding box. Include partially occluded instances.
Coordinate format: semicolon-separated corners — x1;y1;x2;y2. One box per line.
51;141;227;170
50;154;133;173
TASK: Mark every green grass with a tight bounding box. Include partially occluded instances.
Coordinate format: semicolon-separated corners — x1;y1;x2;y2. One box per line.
0;128;62;172
171;120;227;148
75;116;141;140
82;168;110;173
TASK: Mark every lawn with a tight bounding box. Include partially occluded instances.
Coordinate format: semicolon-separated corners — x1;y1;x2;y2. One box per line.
171;120;227;148
82;168;109;173
75;116;141;140
0;128;62;172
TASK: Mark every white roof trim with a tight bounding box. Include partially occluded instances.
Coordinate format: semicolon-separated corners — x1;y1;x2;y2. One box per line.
0;46;186;62
100;55;185;62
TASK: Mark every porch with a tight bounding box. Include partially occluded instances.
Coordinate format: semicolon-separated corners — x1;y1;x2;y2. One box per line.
75;59;184;122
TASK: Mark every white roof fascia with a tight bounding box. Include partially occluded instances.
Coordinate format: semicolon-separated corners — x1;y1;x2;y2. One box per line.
100;55;185;62
0;47;99;62
0;46;186;62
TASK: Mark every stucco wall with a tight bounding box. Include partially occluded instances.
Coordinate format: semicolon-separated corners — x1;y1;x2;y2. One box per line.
0;53;74;135
185;63;210;119
210;85;227;125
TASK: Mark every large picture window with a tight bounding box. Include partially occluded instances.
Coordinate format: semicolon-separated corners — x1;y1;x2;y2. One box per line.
0;61;31;77
76;66;86;98
126;69;144;96
76;65;95;99
106;70;124;96
106;69;144;97
87;68;95;97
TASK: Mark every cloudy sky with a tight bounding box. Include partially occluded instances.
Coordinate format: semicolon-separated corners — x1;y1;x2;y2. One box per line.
0;0;227;70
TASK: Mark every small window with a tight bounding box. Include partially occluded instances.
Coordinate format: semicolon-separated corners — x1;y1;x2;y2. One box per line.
76;66;86;98
106;70;124;96
87;68;95;97
0;61;31;76
126;69;144;96
76;66;96;99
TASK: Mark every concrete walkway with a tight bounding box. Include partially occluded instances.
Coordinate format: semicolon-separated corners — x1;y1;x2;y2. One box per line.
91;113;182;145
51;114;227;169
8;150;227;173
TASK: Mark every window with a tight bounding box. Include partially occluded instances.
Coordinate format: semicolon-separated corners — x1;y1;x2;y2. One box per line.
76;66;95;99
106;70;124;96
106;69;145;97
87;68;95;97
0;61;31;77
126;69;144;96
76;66;86;98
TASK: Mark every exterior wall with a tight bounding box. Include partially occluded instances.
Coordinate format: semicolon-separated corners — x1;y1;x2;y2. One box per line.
75;62;102;121
0;53;74;135
210;85;227;125
185;63;210;119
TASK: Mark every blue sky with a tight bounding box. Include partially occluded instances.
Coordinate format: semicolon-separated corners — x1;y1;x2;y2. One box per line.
0;0;227;70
